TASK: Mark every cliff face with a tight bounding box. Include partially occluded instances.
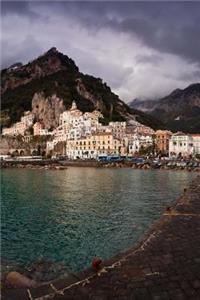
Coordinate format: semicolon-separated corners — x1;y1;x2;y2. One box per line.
32;93;66;129
1;47;162;130
129;83;200;133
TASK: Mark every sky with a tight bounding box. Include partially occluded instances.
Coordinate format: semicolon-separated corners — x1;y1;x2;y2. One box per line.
1;1;200;102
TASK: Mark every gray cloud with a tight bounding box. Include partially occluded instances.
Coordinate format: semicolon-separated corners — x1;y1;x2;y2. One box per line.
135;54;162;65
1;1;200;101
110;16;200;63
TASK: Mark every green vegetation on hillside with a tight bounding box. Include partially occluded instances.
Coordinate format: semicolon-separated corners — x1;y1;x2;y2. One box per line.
1;48;164;130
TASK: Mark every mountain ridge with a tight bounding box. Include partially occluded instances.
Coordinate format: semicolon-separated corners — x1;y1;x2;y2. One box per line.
1;47;163;130
129;83;200;133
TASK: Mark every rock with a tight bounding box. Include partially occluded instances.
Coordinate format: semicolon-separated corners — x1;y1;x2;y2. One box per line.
5;271;37;288
32;92;66;129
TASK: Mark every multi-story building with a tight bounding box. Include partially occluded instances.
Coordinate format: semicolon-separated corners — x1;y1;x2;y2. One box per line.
191;134;200;155
59;101;102;127
66;132;122;159
155;130;172;153
2;127;15;136
169;132;194;157
2;121;27;136
59;101;103;138
134;124;155;135
33;122;44;136
21;111;34;127
128;134;153;155
59;101;82;125
2;111;34;136
109;121;126;139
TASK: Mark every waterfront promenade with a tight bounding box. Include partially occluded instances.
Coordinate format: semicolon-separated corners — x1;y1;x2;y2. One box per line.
2;176;200;300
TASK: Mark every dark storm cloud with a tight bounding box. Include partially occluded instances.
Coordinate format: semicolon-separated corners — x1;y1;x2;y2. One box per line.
1;1;38;18
2;1;30;15
109;15;200;63
1;1;200;100
2;1;200;63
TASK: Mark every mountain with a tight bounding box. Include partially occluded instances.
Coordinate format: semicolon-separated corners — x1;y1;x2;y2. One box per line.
1;47;162;130
129;83;200;133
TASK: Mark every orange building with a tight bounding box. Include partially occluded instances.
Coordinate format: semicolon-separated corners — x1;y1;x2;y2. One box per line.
155;130;172;153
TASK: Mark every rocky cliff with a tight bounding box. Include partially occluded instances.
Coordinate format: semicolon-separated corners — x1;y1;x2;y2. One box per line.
32;93;66;129
1;47;162;130
129;83;200;133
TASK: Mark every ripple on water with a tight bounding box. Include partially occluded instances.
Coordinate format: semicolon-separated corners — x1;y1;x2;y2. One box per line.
1;168;195;280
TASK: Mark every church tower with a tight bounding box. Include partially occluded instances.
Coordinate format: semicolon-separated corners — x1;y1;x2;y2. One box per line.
71;100;77;110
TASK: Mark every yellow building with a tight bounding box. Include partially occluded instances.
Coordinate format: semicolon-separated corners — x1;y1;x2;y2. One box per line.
66;132;122;159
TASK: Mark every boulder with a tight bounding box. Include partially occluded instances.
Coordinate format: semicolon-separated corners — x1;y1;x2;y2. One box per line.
5;271;37;288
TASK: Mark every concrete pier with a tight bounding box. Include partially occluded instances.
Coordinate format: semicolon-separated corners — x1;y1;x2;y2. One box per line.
2;176;200;300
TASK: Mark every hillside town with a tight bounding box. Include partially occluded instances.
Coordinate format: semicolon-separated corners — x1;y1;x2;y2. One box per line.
2;101;200;160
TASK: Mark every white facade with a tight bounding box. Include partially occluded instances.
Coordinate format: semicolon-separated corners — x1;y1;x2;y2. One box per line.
128;134;153;155
2;111;34;136
39;129;51;136
21;111;34;127
2;127;15;136
169;133;194;157
191;135;200;155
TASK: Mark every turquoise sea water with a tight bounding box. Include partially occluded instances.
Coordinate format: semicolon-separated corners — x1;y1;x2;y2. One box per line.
1;168;195;279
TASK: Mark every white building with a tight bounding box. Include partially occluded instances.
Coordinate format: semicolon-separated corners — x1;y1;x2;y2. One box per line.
21;111;34;127
2;127;15;136
169;132;194;157
128;134;153;155
59;101;82;125
58;101;103;139
2;111;34;136
191;135;200;155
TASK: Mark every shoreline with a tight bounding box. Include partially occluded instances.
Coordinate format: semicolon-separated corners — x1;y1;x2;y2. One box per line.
2;176;200;300
1;159;200;172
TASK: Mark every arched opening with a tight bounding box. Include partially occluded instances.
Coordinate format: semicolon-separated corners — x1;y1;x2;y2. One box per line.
20;150;25;156
14;150;19;156
41;150;46;157
32;150;38;156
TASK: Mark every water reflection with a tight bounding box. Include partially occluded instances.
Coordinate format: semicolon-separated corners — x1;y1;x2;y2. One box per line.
1;168;195;278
